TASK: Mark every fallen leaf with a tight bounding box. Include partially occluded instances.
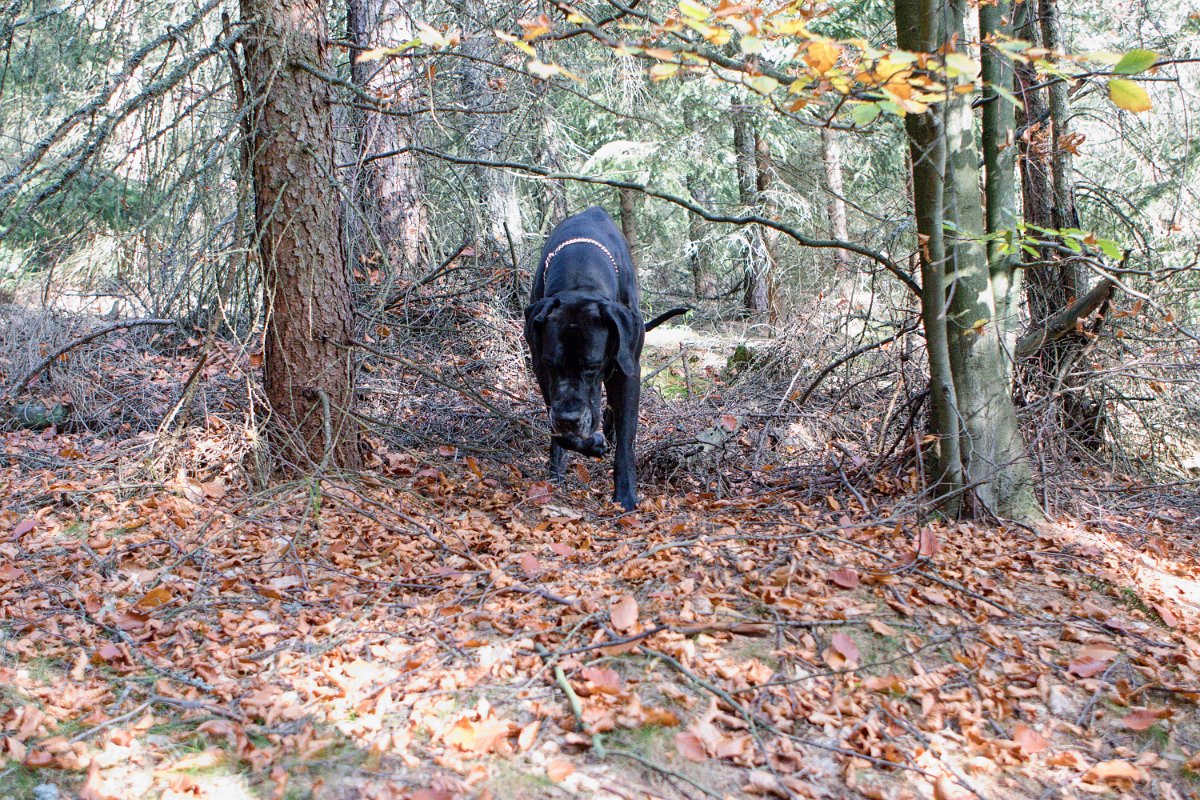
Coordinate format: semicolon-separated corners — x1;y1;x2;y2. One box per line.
546;759;575;782
1122;708;1168;731
610;595;638;633
675;729;708;762
1012;724;1048;756
1083;759;1146;784
831;632;859;663
521;553;541;578
828;567;859;589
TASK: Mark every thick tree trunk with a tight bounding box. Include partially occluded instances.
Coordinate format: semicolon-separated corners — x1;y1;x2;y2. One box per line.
241;0;361;470
347;0;426;276
895;0;1040;520
458;0;524;299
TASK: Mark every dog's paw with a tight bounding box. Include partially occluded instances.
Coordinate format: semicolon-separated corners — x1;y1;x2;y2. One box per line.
614;492;638;512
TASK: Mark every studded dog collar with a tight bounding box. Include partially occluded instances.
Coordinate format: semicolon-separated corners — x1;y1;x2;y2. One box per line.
542;237;620;277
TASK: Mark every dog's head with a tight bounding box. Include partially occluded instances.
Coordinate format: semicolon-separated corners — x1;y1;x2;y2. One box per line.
524;293;638;440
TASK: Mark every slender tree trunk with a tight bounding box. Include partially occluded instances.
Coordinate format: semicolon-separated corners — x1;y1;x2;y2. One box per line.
980;0;1021;363
534;92;569;228
619;186;639;269
895;0;963;513
1015;0;1102;443
896;0;1039;520
347;0;426;276
732;98;774;319
241;0;361;469
753;128;780;321
458;0;524;301
686;173;714;299
820;127;850;270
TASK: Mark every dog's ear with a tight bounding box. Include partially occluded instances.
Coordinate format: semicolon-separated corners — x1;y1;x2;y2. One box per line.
523;297;558;347
600;302;640;377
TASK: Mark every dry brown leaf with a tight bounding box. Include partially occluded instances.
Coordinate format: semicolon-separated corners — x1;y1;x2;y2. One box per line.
520;553;541;578
610;595;638;633
675;729;708;762
1012;723;1048;756
517;720;540;752
1083;759;1146;784
1122;707;1168;731
546;759;575;782
831;632;859;663
828;568;859;589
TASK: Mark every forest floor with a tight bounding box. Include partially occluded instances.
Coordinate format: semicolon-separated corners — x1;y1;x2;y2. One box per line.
1;309;1199;800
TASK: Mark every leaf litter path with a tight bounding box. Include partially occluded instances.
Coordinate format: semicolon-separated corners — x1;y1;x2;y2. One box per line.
1;428;1198;800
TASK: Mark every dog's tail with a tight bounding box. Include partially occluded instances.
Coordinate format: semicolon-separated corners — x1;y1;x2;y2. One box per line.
644;306;690;332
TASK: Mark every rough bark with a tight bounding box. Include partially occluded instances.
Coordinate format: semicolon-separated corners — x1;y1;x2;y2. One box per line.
241;0;361;469
753;127;780;321
347;0;426;276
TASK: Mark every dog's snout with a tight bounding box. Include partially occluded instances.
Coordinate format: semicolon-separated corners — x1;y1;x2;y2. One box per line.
551;408;582;433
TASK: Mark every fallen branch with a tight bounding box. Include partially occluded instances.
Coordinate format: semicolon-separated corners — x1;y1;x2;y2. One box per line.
1014;277;1115;359
6;318;175;399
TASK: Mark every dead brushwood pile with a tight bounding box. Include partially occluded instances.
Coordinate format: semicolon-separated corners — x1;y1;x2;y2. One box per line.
1;305;1199;800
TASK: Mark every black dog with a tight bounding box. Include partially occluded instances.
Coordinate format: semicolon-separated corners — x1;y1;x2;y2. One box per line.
524;206;686;510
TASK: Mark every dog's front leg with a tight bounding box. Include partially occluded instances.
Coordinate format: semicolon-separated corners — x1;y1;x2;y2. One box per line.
549;439;567;480
606;373;640;511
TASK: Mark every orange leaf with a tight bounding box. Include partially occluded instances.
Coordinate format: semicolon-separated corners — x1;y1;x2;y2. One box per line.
916;526;939;557
610;595;638;633
521;553;541;578
1083;759;1145;784
136;586;173;609
804;39;841;73
11;519;35;540
1012;723;1048;755
580;666;623;694
517;720;540;752
546;759;575;782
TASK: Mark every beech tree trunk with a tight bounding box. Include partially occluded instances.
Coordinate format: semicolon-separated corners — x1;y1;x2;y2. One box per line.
347;0;426;276
241;0;361;469
895;0;1039;520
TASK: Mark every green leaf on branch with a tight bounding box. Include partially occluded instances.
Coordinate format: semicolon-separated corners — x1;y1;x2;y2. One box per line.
1113;49;1158;75
850;103;881;127
1097;239;1122;260
1108;78;1152;112
746;74;779;95
678;0;710;20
